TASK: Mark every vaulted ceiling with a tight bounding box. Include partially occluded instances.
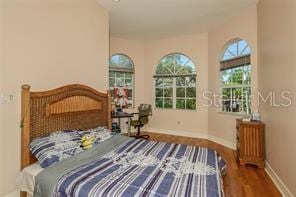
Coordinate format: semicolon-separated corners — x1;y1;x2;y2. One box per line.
97;0;257;40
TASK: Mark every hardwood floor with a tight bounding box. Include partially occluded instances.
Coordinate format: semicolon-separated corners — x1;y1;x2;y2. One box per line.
139;132;282;197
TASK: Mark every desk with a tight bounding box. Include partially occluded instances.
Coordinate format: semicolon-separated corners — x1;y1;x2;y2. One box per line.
111;112;134;136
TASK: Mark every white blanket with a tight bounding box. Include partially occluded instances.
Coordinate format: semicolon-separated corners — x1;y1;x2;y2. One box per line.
16;163;44;197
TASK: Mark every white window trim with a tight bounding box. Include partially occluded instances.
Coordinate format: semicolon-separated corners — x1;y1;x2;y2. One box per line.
109;53;135;109
219;39;252;115
153;53;197;111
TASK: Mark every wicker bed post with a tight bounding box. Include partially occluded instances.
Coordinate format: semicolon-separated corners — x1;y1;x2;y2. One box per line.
21;84;31;197
21;84;31;170
107;90;112;130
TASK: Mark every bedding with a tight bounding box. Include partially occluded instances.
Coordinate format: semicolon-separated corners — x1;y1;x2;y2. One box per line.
16;163;44;197
78;127;112;145
33;135;226;197
29;130;83;168
30;127;112;168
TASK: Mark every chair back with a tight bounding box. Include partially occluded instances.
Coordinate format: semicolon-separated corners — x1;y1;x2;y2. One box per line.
138;104;152;125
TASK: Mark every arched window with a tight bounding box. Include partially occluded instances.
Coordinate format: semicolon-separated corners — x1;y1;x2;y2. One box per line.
220;39;251;114
109;54;134;108
154;53;196;110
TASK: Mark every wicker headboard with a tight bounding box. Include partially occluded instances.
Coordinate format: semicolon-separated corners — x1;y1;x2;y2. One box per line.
20;84;111;169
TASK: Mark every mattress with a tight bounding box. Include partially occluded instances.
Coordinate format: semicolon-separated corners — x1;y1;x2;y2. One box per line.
16;163;44;196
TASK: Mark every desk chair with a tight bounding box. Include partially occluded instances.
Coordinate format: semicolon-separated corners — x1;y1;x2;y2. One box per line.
129;104;152;139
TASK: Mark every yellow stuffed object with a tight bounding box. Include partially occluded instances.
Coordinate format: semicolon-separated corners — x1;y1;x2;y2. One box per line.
81;134;96;150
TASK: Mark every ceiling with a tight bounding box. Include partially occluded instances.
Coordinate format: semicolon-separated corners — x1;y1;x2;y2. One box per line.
97;0;257;40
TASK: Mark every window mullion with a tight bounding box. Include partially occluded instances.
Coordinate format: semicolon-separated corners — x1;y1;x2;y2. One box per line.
230;88;233;112
123;73;125;86
172;78;176;109
173;55;176;74
131;74;134;107
114;72;117;88
162;80;165;108
241;87;243;113
185;78;187;110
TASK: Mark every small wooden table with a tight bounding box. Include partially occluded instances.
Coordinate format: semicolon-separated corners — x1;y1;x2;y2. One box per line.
112;112;134;136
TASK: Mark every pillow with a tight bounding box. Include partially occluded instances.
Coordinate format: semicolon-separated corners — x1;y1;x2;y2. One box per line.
29;130;83;168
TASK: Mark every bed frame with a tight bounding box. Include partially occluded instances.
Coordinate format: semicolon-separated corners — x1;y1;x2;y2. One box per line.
21;84;112;172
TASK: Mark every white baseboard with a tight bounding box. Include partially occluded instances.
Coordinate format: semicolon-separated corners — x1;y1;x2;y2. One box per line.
265;162;295;197
146;127;208;139
4;190;19;197
207;135;236;150
146;127;236;150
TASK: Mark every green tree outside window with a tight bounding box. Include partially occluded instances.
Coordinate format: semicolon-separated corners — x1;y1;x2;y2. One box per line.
220;39;251;114
154;53;197;110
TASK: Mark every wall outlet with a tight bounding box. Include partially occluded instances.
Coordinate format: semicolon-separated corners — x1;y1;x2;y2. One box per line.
0;93;14;104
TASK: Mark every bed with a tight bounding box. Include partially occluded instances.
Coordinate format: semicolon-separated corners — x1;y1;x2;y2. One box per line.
18;84;226;197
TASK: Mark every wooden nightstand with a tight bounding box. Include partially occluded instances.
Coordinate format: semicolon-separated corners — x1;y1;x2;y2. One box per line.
236;119;265;168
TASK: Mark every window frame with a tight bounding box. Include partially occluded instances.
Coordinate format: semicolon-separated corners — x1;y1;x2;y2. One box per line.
219;39;251;115
109;53;135;108
154;53;197;111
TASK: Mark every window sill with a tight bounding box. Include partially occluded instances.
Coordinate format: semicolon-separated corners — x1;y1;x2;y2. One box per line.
153;107;197;112
216;110;249;117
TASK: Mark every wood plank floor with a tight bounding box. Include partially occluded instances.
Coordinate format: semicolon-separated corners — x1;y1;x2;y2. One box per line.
139;132;282;197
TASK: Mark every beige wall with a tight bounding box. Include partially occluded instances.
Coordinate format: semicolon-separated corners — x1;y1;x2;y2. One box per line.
0;1;4;194
258;0;296;195
110;34;209;136
0;0;109;195
207;5;258;146
143;34;209;136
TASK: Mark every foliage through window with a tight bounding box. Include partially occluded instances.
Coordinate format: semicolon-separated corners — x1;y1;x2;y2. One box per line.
109;54;134;108
154;53;196;110
220;39;251;114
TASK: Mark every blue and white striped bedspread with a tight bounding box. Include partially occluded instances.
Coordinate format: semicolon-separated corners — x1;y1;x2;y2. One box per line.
53;138;226;197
